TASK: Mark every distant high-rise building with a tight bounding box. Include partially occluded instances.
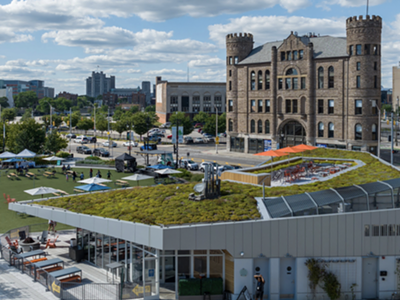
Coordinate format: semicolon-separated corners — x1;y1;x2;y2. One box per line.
0;79;54;99
393;65;400;108
86;71;115;98
141;81;151;105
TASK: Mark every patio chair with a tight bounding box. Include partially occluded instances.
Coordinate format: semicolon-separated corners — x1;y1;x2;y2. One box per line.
37;231;48;244
45;235;58;249
18;231;26;241
7;195;16;202
5;236;18;248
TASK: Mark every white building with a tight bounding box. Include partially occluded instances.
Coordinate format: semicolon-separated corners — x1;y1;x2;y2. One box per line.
0;87;14;108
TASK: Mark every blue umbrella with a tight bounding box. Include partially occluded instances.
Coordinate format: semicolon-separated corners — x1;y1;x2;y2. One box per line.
147;164;172;170
3;158;26;163
74;183;111;192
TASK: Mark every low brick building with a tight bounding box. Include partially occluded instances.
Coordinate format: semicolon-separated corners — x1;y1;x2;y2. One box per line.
226;15;382;154
57;91;78;101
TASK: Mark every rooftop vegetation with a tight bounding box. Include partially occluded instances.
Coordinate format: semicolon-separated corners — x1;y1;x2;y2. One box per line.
33;149;400;225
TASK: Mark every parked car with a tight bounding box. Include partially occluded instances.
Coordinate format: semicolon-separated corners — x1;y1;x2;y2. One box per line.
199;162;220;172
150;132;165;138
58;126;69;131
74;136;89;144
140;144;157;151
194;123;203;128
218;132;227;137
198;128;203;133
88;137;97;143
76;146;92;154
148;128;160;135
102;141;117;147
203;133;213;139
66;133;76;139
167;134;172;139
93;148;110;157
180;159;198;170
194;137;204;143
205;137;215;143
123;141;138;147
184;136;193;144
145;136;161;143
160;122;171;129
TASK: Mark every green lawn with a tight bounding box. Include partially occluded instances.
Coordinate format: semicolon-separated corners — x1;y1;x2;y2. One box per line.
0;167;154;232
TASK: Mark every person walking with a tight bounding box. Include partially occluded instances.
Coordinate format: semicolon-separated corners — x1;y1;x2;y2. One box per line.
254;274;265;300
48;220;53;232
107;170;111;179
72;171;77;182
66;173;69;182
80;172;84;180
89;168;93;178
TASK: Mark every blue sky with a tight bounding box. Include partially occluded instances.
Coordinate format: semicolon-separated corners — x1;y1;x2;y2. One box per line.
0;0;399;95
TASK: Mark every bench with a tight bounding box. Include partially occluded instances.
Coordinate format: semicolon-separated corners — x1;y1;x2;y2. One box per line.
57;190;69;195
24;257;48;265
43;173;50;178
59;275;81;283
7;175;12;180
34;265;64;278
74;189;83;193
52;193;60;196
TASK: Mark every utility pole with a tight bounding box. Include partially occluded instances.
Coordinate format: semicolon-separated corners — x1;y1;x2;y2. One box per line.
108;107;111;156
215;106;218;154
175;112;179;169
391;111;394;165
49;104;52;134
396;97;399;147
69;108;72;154
90;103;96;151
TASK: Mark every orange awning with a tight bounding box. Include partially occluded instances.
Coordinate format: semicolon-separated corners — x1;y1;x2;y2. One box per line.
254;150;289;157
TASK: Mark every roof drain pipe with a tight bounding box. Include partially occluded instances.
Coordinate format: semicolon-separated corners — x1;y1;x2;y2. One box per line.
305;192;319;215
378;181;395;208
281;196;293;217
353;184;370;211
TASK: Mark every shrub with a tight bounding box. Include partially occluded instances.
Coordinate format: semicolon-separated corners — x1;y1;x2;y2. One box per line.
85;156;101;161
56;151;70;158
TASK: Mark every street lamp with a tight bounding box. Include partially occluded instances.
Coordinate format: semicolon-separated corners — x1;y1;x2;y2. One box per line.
370;100;381;159
214;105;218;154
89;102;96;150
44;101;53;134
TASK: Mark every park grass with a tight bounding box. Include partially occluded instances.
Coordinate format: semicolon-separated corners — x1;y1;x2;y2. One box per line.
0;167;154;232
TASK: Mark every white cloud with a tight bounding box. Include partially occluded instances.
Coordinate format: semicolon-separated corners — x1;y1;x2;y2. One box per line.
146;69;187;76
188;58;225;68
209;16;346;47
0;32;33;44
317;0;387;10
127;69;142;73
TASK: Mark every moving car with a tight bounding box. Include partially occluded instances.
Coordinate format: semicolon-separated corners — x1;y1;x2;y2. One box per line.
140;144;157;151
180;159;198;170
184;137;193;144
199;162;220;172
74;136;89;144
194;137;204;143
167;134;172;139
66;133;76;139
102;141;117;147
146;136;161;143
58;126;69;131
93;148;110;157
88;137;97;143
76;146;92;154
123;141;138;147
160;122;171;129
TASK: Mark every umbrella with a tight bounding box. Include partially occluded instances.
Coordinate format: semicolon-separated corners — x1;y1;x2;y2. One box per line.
16;149;36;158
254;150;289;157
292;144;318;151
154;169;182;175
0;151;16;159
43;156;66;161
24;186;60;198
147;164;172;170
78;177;112;184
74;183;111;192
122;174;154;186
276;146;305;154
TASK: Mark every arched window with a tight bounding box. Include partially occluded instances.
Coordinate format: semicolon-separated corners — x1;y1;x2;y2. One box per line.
265;120;270;134
328;122;334;138
372;124;377;140
355;124;362;140
285;68;298;76
318;67;324;89
228;119;233;132
328;66;334;88
257;120;262;133
250;120;255;133
251;71;256;90
318;122;324;137
265;70;270;90
258;71;263;90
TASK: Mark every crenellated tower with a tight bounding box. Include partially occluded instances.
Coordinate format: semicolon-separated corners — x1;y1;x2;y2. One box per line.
346;15;382;145
226;33;253;135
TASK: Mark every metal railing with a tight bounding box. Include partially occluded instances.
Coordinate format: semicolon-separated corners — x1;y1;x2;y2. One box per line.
61;282;120;300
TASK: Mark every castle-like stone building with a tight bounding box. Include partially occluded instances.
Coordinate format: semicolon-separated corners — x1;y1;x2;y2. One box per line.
226;15;382;154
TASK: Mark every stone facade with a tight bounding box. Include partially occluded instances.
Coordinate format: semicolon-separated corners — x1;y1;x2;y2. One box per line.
226;15;382;154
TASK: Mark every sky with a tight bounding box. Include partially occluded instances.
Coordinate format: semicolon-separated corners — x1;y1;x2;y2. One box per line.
0;0;399;95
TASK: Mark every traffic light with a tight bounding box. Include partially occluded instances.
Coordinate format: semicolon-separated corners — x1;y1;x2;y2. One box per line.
67;120;69;126
61;117;64;121
53;121;55;126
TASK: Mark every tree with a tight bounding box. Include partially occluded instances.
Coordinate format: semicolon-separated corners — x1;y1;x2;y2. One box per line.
44;131;68;154
96;115;108;136
193;111;209;124
1;108;16;122
132;112;150;137
113;107;124;121
145;105;155;112
54;97;73;112
20;109;33;122
129;106;139;114
112;119;128;139
66;111;81;127
100;105;109;113
37;97;55;114
6;119;46;153
13;91;38;108
76;118;94;134
0;97;10;108
202;113;226;135
41;114;62;128
169;112;193;135
382;104;392;113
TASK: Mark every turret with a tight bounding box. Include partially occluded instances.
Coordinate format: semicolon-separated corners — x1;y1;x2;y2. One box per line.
226;33;254;65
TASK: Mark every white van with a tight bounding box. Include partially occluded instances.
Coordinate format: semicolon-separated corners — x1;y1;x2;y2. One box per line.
74;136;89;144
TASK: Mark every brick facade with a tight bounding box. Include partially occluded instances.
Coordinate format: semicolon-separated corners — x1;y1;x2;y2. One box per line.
226;15;382;154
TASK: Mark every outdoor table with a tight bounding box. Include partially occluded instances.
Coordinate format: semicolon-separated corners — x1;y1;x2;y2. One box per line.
49;266;82;281
14;249;46;272
32;258;64;281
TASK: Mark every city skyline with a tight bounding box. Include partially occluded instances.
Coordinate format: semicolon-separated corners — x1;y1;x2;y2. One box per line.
0;0;398;95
